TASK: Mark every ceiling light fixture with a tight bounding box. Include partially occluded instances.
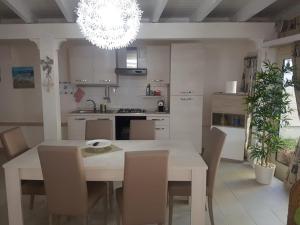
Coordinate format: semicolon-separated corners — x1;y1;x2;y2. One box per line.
76;0;142;50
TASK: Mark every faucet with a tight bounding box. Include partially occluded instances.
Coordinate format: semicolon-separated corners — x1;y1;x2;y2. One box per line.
86;99;97;112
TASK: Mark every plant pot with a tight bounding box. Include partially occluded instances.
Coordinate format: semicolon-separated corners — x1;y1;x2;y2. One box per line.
254;163;276;185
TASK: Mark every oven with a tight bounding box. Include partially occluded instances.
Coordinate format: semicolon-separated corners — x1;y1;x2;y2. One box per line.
115;116;146;140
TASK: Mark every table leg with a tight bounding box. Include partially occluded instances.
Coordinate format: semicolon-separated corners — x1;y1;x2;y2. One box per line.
191;168;206;225
4;168;24;225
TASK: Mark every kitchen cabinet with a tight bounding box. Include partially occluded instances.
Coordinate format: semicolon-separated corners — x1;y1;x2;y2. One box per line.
69;45;94;84
67;115;115;140
170;96;203;152
93;48;117;85
211;93;247;161
147;116;170;140
170;43;204;95
69;45;117;85
146;45;170;85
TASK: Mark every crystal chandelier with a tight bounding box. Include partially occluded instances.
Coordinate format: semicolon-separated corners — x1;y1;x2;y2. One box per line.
76;0;142;50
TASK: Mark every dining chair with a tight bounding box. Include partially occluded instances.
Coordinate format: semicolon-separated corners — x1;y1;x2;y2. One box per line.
129;120;155;140
168;127;226;225
287;179;300;225
116;150;169;225
85;119;113;140
38;145;108;225
0;127;45;209
85;119;114;210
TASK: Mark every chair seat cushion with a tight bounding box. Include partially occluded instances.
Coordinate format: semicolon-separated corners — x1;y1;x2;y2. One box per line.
87;181;107;210
168;181;191;196
21;180;45;195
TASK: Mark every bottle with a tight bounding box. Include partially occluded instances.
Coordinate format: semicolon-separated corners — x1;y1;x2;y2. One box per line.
146;83;151;96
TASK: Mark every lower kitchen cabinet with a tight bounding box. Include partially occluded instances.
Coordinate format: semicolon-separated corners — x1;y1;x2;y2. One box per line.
67;115;115;140
67;114;169;140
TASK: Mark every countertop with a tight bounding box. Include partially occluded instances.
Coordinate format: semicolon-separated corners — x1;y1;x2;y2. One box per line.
68;110;170;117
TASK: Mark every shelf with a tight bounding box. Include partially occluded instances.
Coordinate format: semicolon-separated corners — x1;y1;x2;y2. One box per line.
140;95;163;98
263;34;300;48
212;113;245;128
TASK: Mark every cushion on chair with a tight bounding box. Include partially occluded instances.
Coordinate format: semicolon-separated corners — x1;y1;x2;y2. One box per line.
168;181;191;196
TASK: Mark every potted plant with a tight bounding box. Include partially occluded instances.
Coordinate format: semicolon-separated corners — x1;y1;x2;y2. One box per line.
246;61;292;185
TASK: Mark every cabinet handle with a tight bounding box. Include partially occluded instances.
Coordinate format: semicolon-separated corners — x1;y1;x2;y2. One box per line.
76;79;87;82
151;118;164;121
151;79;164;82
155;128;165;130
99;80;111;83
180;91;192;94
97;118;110;120
180;97;192;101
75;118;85;120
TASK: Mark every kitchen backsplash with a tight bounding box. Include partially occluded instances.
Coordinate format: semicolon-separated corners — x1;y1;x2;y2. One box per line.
60;75;169;120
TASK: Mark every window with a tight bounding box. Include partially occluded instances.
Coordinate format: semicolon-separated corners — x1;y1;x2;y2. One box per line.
277;58;299;166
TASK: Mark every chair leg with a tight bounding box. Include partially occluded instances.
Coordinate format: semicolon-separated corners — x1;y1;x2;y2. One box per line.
49;214;53;225
83;216;88;225
103;193;108;225
29;194;35;210
168;194;174;225
208;195;214;225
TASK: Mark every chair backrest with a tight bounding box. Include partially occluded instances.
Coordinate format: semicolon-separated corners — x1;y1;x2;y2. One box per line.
202;127;226;196
129;120;155;140
287;180;300;225
0;127;29;159
38;145;88;216
85;119;113;140
122;150;169;225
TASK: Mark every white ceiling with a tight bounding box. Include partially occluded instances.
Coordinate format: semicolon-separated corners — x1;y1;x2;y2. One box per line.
0;0;298;23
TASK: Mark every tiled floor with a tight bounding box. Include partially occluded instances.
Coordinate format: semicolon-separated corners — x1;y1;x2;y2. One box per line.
0;153;289;225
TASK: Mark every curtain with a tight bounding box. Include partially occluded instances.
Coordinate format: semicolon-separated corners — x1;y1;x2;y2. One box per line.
285;41;300;189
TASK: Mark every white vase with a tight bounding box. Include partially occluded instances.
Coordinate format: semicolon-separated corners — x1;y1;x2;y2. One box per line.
254;163;276;185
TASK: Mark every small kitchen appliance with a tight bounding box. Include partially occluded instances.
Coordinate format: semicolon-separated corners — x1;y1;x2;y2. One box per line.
157;100;165;112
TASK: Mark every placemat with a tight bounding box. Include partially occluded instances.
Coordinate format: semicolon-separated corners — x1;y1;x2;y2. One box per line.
81;144;122;158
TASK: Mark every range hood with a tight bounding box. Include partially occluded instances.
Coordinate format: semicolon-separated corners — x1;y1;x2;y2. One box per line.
115;47;147;75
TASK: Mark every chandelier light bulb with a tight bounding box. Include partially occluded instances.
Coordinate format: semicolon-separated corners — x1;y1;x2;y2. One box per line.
76;0;143;50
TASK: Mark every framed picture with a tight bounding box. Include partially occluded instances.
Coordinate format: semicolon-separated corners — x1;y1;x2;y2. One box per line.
12;66;35;89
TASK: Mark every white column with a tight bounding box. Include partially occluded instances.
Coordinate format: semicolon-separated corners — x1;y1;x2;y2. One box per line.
32;37;65;140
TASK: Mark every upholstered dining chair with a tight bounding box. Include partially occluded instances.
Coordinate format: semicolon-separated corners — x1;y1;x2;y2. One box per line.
116;150;169;225
129;120;155;140
287;179;300;225
85;119;114;209
0;127;45;209
85;119;113;140
168;127;226;225
38;145;108;225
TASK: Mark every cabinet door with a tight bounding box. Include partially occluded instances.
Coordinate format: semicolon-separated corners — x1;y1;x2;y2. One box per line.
171;43;204;95
93;48;117;85
155;126;170;140
146;45;170;85
69;45;94;84
170;96;203;152
67;117;86;140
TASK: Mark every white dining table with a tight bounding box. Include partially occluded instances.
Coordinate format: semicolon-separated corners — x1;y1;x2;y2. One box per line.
3;139;207;225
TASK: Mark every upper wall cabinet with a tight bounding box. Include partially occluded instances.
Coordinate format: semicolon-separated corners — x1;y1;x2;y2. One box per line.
170;43;204;95
69;45;94;84
146;45;170;85
69;45;117;85
93;48;117;85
